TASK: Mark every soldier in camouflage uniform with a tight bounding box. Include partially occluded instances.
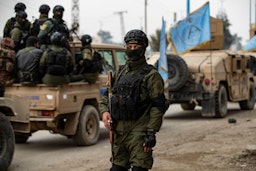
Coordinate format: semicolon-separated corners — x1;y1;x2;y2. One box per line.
100;29;169;171
10;11;30;52
37;5;69;50
0;37;16;96
39;32;73;87
30;4;51;37
16;36;43;85
70;34;102;84
3;2;31;38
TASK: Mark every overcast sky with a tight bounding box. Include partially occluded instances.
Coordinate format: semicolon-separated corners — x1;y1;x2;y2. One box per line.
0;0;253;45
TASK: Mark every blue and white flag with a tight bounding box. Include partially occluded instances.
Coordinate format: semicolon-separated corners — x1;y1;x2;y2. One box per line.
169;2;211;54
244;35;256;51
158;17;169;88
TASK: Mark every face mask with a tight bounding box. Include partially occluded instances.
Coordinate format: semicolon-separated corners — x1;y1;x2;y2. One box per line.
54;12;63;19
125;46;145;61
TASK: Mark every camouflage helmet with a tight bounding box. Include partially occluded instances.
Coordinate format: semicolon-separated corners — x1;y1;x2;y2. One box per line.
50;31;66;46
81;34;92;45
124;29;148;47
1;37;15;49
39;4;50;14
14;2;26;12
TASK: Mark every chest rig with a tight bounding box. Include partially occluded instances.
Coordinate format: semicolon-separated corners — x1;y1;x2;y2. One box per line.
110;64;154;120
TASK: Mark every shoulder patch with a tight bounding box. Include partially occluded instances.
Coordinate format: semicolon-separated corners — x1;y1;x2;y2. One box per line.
41;24;47;30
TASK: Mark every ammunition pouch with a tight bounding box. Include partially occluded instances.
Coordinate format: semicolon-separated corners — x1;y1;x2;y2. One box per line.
110;94;148;120
18;71;39;85
47;65;66;75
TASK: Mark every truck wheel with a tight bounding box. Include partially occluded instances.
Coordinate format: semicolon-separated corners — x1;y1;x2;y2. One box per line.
215;84;227;118
239;82;256;110
167;54;189;91
0;113;15;170
73;105;100;146
180;102;196;110
15;133;29;143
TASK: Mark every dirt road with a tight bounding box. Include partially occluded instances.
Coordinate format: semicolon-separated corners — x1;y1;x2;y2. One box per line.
9;103;256;171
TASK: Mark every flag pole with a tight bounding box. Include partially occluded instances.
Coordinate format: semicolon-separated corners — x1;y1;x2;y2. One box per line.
187;0;190;16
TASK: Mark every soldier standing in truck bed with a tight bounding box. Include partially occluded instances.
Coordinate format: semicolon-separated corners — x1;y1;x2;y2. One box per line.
38;5;70;50
3;2;30;38
10;11;30;53
30;4;51;37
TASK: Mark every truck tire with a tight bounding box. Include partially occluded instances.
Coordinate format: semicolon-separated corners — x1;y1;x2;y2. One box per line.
180;102;196;110
73;105;100;146
239;82;256;110
0;113;15;171
167;54;189;91
215;84;227;118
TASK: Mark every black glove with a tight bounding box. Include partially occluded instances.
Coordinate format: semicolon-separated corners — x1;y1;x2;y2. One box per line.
143;131;156;149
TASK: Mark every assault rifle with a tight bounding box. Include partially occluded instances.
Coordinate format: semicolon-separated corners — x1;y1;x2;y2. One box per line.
107;71;115;163
69;23;80;41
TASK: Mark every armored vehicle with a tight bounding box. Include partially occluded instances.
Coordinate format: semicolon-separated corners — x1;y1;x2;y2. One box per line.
166;50;256;117
150;17;256;117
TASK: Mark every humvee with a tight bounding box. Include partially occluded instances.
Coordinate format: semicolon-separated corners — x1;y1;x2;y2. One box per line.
166;50;256;117
149;17;256;117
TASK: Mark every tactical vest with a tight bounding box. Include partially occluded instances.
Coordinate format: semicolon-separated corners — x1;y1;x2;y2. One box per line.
31;19;46;36
46;19;69;44
82;51;103;73
46;48;67;76
13;25;29;50
110;64;154;120
17;48;41;84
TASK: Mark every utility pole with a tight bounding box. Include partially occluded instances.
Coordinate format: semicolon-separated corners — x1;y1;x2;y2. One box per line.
71;0;80;36
144;0;148;34
114;11;127;39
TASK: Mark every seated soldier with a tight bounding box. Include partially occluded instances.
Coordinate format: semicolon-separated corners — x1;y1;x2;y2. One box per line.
16;36;43;85
70;34;102;84
39;31;73;86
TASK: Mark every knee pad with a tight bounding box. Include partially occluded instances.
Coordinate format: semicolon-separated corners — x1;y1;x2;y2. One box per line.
110;164;128;171
132;166;148;171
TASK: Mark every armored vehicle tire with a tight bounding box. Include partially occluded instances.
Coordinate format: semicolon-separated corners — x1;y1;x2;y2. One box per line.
73;105;100;146
239;82;256;110
0;113;15;170
15;133;29;143
167;54;189;91
181;102;196;110
215;84;227;118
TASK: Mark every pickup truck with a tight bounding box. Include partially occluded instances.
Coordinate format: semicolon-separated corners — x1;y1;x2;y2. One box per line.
5;82;101;146
4;43;127;146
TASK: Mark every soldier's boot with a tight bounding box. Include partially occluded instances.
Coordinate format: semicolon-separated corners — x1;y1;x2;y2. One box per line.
110;164;128;171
